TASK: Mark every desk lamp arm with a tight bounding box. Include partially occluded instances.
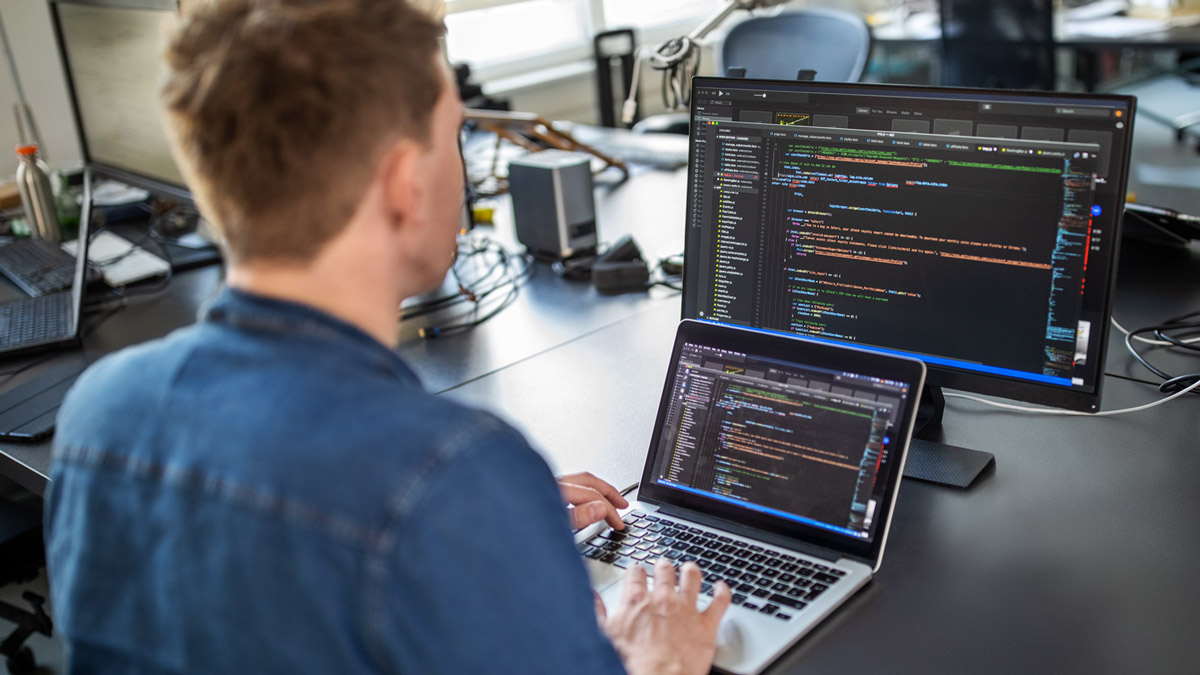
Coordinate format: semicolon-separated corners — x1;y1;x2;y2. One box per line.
622;0;791;122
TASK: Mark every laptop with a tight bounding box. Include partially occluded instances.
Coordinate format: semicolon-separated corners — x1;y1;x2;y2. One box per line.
0;168;93;357
576;319;925;674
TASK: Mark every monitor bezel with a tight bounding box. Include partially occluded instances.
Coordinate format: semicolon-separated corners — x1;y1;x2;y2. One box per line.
682;76;1137;413
49;0;192;205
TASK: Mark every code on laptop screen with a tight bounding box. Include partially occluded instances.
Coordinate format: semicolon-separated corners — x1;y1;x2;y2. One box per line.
652;341;911;540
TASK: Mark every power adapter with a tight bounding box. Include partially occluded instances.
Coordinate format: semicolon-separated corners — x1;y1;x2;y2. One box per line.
593;234;649;294
593;260;649;294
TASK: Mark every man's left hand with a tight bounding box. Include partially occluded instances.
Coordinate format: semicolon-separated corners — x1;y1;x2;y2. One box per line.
558;472;629;530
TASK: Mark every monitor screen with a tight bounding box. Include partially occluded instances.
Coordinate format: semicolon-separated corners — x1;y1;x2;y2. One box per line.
51;0;189;202
682;78;1136;412
637;320;925;561
650;340;911;542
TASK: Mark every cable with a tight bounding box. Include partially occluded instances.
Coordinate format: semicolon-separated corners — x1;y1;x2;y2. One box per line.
86;223;175;297
80;300;127;337
944;312;1200;413
551;252;599;282
401;238;518;319
0;354;58;386
1147;311;1200;353
621;46;646;127
1121;309;1200;393
1112;316;1200;347
403;232;533;339
651;256;682;291
650;36;701;111
945;378;1200;417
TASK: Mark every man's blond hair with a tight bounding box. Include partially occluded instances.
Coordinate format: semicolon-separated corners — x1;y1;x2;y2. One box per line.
162;0;446;264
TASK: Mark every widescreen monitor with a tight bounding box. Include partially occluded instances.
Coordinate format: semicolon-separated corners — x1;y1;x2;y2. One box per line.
682;78;1135;435
50;0;190;203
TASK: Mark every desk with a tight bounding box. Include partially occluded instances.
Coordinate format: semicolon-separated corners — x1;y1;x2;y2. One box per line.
450;258;1200;674
396;169;687;394
0;168;688;496
0;265;224;496
1;140;1199;673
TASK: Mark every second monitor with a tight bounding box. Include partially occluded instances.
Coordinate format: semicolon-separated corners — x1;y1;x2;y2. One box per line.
681;78;1136;486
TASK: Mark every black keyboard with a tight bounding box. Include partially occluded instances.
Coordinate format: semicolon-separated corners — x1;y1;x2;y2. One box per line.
0;292;71;349
0;238;79;297
578;510;847;622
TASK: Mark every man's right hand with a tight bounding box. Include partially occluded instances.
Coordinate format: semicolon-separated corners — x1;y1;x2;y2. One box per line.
599;559;732;675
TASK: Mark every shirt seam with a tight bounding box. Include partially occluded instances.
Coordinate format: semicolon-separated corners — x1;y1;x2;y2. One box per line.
205;287;417;383
53;444;381;547
359;414;515;672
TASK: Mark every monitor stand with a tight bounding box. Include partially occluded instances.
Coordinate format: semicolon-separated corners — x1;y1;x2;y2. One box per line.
902;385;995;489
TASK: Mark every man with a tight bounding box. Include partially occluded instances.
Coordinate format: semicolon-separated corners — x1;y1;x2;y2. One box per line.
44;0;730;673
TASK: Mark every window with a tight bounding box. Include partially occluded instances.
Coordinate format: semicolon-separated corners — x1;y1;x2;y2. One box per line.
445;0;588;69
602;0;721;30
445;0;723;80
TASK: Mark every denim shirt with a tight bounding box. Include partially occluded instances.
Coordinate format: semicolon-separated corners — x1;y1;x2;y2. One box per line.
45;288;625;674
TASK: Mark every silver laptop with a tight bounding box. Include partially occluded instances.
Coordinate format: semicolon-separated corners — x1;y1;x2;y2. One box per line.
577;319;925;674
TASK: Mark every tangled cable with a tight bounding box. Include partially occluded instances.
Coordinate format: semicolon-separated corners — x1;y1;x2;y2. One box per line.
1121;310;1200;393
401;232;533;339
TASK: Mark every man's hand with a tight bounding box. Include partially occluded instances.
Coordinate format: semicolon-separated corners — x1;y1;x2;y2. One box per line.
598;559;732;675
558;472;629;530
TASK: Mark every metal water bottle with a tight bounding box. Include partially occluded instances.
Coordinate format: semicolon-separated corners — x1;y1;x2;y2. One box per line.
15;144;62;242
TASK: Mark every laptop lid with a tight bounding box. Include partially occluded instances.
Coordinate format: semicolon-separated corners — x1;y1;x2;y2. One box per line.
637;320;925;570
65;168;94;339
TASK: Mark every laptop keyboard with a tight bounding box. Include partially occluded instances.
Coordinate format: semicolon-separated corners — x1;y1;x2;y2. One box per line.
578;510;847;622
0;292;71;349
0;238;80;297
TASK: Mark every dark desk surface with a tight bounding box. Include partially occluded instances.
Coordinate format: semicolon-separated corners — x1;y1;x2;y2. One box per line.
0;168;688;495
0;264;224;496
397;169;687;394
1;140;1198;672
446;239;1200;675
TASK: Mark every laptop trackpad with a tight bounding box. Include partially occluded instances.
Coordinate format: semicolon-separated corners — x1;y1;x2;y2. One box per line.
584;557;625;594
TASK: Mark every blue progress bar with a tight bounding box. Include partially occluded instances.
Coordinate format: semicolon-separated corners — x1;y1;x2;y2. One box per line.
657;480;864;539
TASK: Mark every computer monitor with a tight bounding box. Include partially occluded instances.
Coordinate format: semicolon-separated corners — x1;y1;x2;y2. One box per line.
681;77;1136;485
50;0;189;203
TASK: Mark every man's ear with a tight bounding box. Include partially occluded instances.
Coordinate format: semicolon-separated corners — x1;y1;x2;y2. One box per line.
379;138;422;234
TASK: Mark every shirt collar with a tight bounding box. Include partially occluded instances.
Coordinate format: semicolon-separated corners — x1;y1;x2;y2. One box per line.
202;286;421;386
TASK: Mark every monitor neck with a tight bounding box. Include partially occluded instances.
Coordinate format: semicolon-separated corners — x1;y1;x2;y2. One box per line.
915;384;945;440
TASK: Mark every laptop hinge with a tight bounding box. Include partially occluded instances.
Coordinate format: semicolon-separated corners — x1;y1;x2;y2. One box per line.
653;502;859;566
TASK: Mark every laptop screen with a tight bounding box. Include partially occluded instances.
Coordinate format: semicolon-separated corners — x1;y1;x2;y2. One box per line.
639;321;924;563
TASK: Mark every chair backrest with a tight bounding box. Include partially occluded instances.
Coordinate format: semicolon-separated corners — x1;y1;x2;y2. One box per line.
717;9;872;83
939;0;1056;90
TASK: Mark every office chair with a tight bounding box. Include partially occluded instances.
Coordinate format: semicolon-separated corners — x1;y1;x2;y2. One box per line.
633;8;872;136
939;0;1056;90
716;8;872;83
0;498;53;675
